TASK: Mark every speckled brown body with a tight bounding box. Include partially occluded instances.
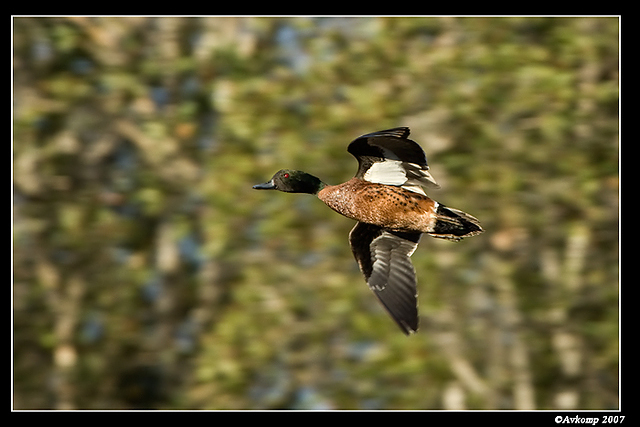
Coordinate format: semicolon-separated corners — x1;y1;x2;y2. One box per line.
318;178;438;233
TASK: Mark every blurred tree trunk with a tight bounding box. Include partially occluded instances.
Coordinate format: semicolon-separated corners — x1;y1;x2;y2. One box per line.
542;221;590;409
489;254;536;409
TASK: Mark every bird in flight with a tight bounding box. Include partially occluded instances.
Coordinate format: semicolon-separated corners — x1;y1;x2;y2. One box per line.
253;127;483;334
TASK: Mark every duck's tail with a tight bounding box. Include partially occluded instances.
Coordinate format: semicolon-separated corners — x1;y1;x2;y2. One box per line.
428;203;484;241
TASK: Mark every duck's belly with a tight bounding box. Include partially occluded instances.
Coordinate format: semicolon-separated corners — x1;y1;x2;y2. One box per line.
317;179;438;233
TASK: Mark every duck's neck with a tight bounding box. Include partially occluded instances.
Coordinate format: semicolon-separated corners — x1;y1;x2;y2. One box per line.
302;174;327;195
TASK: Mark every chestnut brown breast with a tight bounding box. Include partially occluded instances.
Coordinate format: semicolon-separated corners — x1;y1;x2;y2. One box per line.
317;178;438;233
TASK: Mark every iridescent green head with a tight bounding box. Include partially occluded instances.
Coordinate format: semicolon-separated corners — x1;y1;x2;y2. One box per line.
253;169;326;195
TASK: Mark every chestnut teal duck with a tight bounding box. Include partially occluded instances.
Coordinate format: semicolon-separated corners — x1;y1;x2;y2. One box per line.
253;127;483;334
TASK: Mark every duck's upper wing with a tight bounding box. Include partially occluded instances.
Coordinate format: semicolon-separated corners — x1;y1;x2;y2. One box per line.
347;127;440;195
349;221;421;335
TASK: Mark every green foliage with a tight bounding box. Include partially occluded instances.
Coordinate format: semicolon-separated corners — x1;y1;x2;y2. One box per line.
13;16;618;410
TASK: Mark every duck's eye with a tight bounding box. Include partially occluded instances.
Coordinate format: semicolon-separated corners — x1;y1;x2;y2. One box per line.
283;173;290;178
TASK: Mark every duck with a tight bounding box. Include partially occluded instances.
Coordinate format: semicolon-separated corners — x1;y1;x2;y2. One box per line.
253;127;483;334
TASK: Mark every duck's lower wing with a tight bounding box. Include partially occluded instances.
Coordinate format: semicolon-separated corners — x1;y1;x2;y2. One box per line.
348;222;422;335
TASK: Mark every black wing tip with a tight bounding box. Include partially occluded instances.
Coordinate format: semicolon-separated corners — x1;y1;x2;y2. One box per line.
358;127;411;140
347;127;411;158
375;293;419;335
397;318;419;335
347;127;430;173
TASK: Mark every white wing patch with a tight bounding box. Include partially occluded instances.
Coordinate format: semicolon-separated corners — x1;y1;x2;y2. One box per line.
363;160;407;186
362;159;439;196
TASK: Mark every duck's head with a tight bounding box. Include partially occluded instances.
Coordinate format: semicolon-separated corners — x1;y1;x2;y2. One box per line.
253;169;325;194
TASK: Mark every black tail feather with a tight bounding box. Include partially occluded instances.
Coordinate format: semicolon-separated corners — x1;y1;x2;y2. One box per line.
429;204;483;241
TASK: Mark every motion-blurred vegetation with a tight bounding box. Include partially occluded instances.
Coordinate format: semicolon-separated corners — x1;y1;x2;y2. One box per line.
13;16;619;410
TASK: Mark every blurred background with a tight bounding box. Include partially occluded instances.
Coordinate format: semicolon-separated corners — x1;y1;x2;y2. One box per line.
12;16;619;410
